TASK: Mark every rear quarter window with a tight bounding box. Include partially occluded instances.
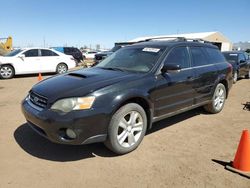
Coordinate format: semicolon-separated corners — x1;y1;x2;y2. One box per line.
205;48;226;64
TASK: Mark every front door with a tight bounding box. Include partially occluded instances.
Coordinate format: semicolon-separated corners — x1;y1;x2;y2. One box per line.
153;46;196;118
21;49;40;73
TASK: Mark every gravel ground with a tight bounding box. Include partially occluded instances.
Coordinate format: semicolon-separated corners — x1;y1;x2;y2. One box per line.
0;74;249;188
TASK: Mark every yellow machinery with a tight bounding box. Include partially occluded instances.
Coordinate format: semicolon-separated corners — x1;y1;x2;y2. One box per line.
0;36;12;55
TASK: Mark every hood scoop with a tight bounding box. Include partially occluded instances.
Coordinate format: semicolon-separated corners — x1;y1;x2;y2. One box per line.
66;73;87;79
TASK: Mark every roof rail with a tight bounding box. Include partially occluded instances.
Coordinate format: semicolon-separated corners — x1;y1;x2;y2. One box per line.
137;36;186;43
185;38;212;44
135;37;214;44
115;42;137;46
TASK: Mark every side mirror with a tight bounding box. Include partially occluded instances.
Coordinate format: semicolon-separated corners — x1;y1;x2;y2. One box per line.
161;64;181;74
18;54;25;60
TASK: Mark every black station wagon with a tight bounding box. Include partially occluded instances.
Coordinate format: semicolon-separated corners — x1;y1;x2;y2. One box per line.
222;51;250;83
22;38;233;154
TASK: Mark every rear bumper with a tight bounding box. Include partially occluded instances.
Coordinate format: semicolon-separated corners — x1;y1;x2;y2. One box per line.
21;98;109;145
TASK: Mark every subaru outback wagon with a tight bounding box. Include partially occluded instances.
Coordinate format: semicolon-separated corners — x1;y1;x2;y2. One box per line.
22;38;233;154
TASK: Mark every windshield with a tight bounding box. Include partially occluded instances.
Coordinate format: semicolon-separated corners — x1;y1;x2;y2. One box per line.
4;49;23;57
111;45;122;52
96;46;165;73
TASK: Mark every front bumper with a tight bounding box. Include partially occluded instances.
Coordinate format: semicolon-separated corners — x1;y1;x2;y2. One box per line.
21;99;109;145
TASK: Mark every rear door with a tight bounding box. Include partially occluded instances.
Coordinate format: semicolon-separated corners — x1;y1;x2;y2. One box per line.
190;46;218;104
40;49;60;72
154;46;196;117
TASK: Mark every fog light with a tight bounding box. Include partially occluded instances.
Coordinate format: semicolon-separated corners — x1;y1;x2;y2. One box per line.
66;128;77;139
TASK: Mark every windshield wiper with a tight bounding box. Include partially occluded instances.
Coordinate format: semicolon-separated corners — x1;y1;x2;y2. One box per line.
99;67;125;72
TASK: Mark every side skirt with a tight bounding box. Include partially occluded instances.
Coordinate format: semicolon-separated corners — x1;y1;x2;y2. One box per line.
152;100;211;123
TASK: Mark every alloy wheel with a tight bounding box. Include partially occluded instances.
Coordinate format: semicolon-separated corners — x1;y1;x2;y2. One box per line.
57;64;67;74
0;66;13;78
213;86;225;111
117;111;144;148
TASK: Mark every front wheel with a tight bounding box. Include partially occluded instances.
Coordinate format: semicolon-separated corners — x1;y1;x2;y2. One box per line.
105;103;147;154
204;83;226;114
0;65;14;79
56;63;68;74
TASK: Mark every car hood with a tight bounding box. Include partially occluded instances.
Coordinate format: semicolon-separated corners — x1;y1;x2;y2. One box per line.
0;56;16;63
31;67;142;103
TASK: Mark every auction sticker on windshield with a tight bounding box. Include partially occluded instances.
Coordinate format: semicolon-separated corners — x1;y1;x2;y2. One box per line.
142;48;160;53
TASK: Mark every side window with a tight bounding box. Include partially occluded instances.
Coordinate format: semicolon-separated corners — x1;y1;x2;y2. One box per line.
239;53;246;63
205;48;226;64
24;49;38;57
165;47;189;69
41;49;58;56
190;47;209;66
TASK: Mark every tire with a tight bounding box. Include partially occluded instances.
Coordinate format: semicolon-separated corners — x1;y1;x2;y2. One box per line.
245;69;250;79
105;103;147;154
233;71;238;83
56;63;68;74
0;65;14;79
204;83;226;114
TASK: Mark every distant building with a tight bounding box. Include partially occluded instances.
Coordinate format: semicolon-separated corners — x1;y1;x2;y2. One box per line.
129;31;232;51
233;42;250;51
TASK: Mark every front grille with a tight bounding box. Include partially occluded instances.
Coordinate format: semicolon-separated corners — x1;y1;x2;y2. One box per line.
29;91;48;109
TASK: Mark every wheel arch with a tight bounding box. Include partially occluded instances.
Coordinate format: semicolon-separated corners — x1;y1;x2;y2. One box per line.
213;72;230;99
58;62;68;67
111;95;153;130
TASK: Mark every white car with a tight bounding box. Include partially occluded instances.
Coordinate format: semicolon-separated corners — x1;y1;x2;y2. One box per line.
82;51;98;59
0;48;76;79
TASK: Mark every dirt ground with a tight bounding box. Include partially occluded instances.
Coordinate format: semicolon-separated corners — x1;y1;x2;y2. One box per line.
0;73;249;188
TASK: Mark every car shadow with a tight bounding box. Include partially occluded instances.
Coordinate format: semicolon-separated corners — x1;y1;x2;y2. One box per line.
14;107;205;162
13;73;55;79
147;107;205;135
14;123;116;162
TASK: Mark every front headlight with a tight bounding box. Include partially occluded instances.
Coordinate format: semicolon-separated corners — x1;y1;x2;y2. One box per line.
51;96;95;113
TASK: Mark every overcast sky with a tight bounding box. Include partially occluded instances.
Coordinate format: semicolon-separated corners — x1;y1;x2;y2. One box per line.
1;0;249;48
